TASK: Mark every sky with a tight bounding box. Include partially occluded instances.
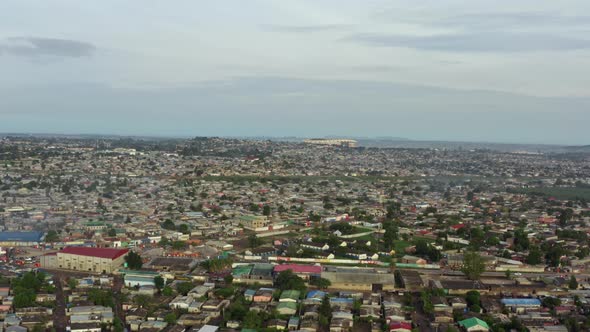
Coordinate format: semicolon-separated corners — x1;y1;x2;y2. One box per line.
1;0;589;145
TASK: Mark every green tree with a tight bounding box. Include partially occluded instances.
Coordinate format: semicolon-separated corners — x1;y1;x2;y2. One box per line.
177;224;190;234
461;251;486;280
465;290;481;308
125;251;143;269
133;294;152;308
88;289;114;308
68;278;78;289
243;310;263;329
248;234;261;249
569;275;579;289
176;282;194;296
164;313;177;324
319;295;332;329
263;205;271;216
107;228;117;237
154;276;165;291
45;230;60;242
310;277;331;289
526;246;543;265
171;241;187;250
275;269;306;293
162;286;174;296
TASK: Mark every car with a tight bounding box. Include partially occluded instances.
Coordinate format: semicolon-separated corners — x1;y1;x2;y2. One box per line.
514;272;522;276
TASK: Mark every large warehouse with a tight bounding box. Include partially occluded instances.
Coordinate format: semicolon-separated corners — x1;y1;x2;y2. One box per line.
41;247;129;274
0;231;44;246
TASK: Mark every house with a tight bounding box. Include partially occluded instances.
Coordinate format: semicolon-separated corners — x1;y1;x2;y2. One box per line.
500;298;542;314
389;322;412;332
253;288;274;303
301;242;330;251
274;264;322;280
401;255;427;265
245;247;278;257
267;319;287;330
244;289;256;302
458;318;490;332
305;290;327;303
330;317;353;332
280;290;301;303
277;302;298;315
450;297;468;310
288;317;300;330
6;326;28;332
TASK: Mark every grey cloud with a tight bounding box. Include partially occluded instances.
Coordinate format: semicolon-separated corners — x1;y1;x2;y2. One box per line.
261;24;353;33
345;32;590;52
440;12;590;31
0;37;95;57
376;9;590;31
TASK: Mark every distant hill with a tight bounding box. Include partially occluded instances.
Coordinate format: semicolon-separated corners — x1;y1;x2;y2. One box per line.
563;145;590;152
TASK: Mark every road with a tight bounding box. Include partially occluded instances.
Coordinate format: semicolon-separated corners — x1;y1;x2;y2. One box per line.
52;275;67;332
113;275;126;327
413;268;590;280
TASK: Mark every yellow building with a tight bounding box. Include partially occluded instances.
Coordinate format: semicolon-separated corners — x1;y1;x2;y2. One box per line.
42;247;129;274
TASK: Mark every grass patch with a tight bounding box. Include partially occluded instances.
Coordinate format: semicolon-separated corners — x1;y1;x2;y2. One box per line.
394;240;412;256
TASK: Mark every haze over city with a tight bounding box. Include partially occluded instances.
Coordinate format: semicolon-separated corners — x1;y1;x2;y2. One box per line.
1;1;589;144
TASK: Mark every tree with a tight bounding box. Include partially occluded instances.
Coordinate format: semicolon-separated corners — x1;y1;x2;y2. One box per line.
154;276;165;291
133;294;152;308
243;310;263;329
162;286;174;296
526;246;543;265
465;290;481;308
461;251;486;280
263;205;271;216
125;251;143;269
382;220;399;250
569;275;579;290
161;219;176;230
224;274;234;284
177;224;190;234
171;241;187;250
310;277;331;289
319;295;332;329
505;270;512;279
164;313;177;324
87;289;114;308
248;234;261;249
176;282;194;296
68;278;78;289
275;269;306;293
45;230;59;242
107;228;117;237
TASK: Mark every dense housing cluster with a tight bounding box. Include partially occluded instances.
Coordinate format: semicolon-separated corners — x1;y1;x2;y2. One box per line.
0;136;589;332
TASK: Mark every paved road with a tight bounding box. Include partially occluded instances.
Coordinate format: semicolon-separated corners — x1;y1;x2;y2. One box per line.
113;275;126;327
52;275;67;332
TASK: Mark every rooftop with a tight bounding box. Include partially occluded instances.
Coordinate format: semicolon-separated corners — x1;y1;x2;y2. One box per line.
60;247;129;260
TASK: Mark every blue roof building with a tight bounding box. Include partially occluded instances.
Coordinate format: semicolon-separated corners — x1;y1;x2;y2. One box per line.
501;298;542;306
0;231;44;244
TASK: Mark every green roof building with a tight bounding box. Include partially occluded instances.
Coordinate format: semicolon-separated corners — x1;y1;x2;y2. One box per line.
279;290;301;302
458;317;490;332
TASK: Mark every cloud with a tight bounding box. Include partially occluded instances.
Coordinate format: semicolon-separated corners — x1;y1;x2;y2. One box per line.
261;24;353;33
0;37;95;57
361;10;590;53
345;32;590;52
439;12;590;31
